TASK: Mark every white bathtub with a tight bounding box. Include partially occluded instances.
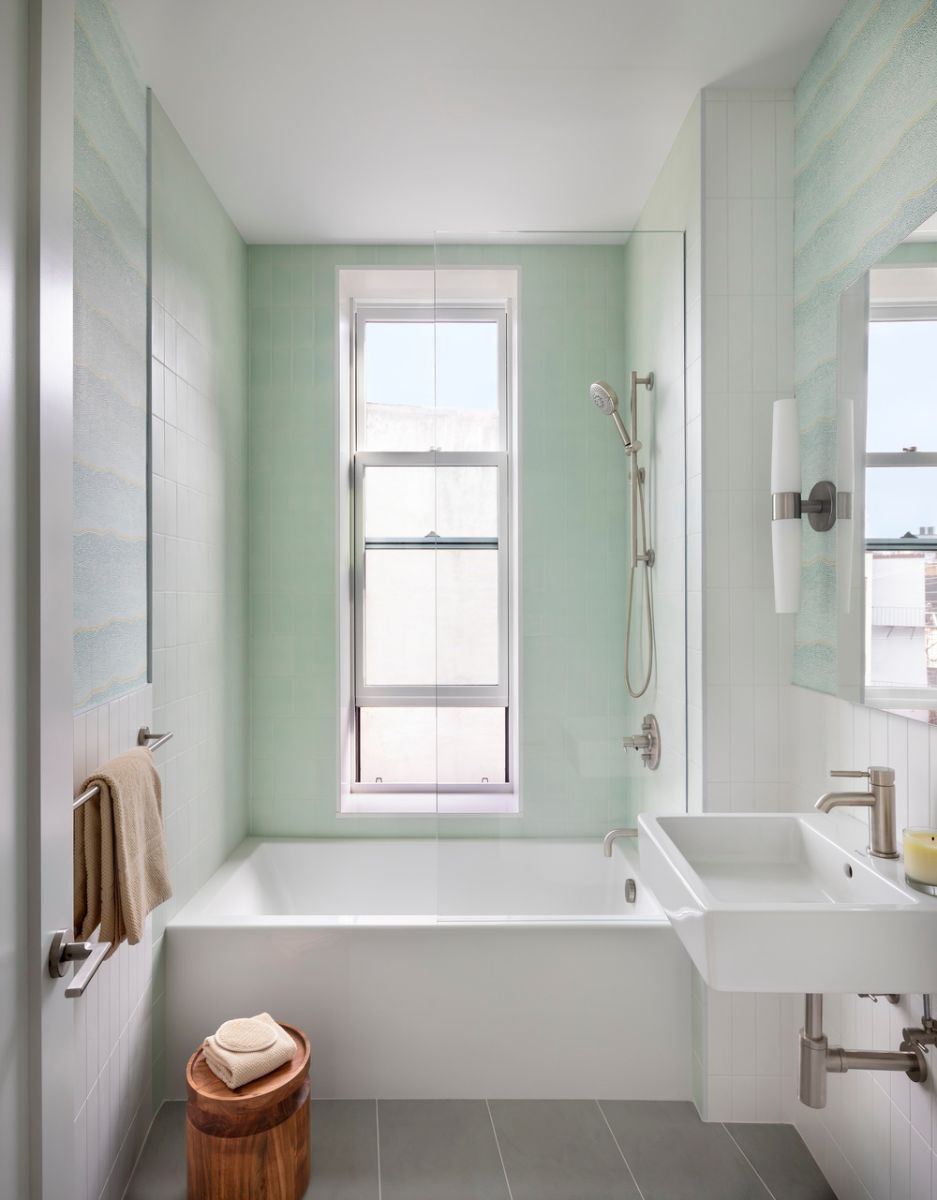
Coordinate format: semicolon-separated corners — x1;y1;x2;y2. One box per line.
165;838;691;1099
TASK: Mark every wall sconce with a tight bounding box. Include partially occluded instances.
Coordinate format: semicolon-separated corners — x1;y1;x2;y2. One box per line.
771;397;837;613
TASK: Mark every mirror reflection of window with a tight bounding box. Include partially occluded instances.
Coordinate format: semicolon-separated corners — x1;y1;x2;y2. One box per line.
864;256;937;721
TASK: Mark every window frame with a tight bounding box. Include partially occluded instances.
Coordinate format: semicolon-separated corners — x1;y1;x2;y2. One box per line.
350;301;514;797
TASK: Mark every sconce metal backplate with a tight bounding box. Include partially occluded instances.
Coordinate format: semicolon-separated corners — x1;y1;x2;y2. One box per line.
771;480;837;531
805;481;836;532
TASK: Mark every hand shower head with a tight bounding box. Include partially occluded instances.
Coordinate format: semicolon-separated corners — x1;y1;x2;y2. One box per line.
590;381;619;415
590;381;633;449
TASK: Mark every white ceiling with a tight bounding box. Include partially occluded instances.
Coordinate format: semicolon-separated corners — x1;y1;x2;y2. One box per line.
112;0;844;243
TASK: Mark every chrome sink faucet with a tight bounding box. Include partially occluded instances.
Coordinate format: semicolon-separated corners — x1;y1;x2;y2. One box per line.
815;766;898;859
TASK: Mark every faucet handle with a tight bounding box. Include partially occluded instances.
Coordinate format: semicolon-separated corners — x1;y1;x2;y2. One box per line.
830;767;895;786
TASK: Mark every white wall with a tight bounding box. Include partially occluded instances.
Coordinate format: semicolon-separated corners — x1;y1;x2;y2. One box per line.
72;688;157;1200
688;80;937;1197
787;687;937;1200
699;87;795;818
0;0;30;1195
688;87;799;1125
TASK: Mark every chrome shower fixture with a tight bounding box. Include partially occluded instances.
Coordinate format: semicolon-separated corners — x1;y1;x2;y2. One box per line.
589;381;634;451
589;371;656;699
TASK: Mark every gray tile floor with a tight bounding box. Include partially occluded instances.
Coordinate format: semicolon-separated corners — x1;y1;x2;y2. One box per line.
126;1098;836;1200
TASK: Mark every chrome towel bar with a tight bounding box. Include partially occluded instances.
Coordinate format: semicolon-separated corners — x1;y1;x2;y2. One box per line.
48;931;111;998
72;725;173;812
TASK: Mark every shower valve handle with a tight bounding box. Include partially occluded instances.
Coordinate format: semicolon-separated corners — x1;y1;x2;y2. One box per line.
621;714;660;771
622;734;651;750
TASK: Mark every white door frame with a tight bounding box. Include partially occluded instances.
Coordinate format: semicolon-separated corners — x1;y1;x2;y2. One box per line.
26;1;76;1196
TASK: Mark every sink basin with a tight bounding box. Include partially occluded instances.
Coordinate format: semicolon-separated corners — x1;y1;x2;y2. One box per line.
638;812;937;993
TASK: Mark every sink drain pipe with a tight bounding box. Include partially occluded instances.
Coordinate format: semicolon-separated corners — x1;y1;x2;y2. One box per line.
799;994;929;1108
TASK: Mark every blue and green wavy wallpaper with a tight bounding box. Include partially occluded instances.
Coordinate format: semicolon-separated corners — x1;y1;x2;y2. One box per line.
73;0;148;711
793;0;937;693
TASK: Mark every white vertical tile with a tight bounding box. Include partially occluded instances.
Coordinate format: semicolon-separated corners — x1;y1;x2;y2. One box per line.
911;1130;931;1200
705;197;729;297
706;1075;733;1122
774;100;794;198
892;1108;911;1200
731;1075;758;1121
750;100;776;199
726;98;752;198
703;92;728;198
751;199;777;296
727;197;752;296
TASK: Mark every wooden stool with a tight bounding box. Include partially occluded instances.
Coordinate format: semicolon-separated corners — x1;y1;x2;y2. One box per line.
186;1022;311;1200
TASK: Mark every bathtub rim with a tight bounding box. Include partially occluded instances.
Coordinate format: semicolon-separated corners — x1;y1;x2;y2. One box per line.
168;835;669;930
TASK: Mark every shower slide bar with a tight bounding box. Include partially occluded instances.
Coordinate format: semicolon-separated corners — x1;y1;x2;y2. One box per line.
72;725;173;812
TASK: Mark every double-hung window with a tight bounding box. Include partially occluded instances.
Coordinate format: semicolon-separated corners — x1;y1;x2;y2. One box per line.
351;303;514;808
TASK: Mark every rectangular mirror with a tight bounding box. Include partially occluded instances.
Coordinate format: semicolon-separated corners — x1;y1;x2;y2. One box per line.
818;213;937;724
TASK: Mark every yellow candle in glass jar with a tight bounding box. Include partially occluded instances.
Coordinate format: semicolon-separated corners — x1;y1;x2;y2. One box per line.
903;829;937;885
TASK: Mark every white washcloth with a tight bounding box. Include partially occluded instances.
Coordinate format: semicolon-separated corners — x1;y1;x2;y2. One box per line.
202;1013;296;1090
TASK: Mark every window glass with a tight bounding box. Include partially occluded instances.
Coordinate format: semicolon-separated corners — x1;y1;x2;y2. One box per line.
359;706;505;785
364;466;499;539
867;321;937;452
363;550;435;686
436;549;500;685
363;320;501;451
865;467;937;540
363;547;500;687
865;549;937;692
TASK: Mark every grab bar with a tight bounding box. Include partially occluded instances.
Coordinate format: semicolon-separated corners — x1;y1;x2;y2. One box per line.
72;726;172;812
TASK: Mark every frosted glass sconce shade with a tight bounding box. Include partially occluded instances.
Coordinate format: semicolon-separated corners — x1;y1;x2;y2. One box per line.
770;398;838;614
771;399;802;613
772;518;802;613
771;398;801;494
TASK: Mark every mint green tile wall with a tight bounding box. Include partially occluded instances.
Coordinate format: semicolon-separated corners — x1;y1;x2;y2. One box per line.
248;242;680;837
73;0;148;711
792;0;937;692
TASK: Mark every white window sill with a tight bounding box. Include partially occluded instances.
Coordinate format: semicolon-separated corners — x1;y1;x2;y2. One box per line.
341;790;519;816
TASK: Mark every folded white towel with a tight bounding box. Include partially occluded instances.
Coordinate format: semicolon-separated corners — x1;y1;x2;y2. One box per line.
202;1013;296;1090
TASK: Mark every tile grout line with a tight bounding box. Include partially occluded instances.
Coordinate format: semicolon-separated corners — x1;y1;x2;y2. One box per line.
485;1099;515;1200
720;1124;777;1200
375;1099;382;1200
594;1101;648;1200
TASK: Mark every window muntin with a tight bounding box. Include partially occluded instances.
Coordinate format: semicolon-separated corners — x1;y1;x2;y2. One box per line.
352;305;511;795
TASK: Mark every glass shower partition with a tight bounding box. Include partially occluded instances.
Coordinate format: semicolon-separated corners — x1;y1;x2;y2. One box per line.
431;231;687;920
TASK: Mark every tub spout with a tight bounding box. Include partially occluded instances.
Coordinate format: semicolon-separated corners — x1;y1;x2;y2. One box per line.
603;828;638;857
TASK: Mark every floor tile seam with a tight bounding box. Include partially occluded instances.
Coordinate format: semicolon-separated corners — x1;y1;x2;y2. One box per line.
485;1099;516;1200
720;1123;778;1200
594;1100;648;1200
375;1099;383;1200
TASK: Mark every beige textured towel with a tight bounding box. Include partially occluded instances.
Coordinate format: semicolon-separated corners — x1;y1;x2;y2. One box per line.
73;746;172;956
203;1013;297;1090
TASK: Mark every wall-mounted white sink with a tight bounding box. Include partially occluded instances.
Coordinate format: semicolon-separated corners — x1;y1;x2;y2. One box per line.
638;812;937;993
